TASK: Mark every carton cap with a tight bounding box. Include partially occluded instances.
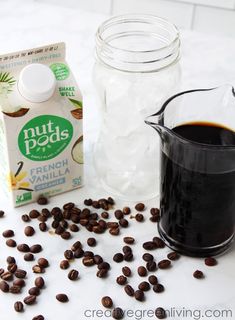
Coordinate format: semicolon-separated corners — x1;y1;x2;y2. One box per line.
18;63;56;103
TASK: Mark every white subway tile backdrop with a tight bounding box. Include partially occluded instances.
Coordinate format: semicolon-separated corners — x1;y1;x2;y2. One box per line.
34;0;235;37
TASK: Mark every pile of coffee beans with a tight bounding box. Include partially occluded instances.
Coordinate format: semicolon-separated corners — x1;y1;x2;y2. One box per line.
0;196;218;320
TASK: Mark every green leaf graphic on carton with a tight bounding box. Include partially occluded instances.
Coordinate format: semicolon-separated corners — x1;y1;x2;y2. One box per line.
69;98;83;109
18;115;73;161
0;72;16;94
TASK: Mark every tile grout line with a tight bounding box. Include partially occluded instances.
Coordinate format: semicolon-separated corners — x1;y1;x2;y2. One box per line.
190;4;196;30
110;0;114;15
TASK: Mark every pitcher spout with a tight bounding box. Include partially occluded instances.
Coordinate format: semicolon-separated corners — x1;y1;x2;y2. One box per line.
145;114;163;136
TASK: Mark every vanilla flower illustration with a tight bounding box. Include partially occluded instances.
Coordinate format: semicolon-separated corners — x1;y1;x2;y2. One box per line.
8;161;33;191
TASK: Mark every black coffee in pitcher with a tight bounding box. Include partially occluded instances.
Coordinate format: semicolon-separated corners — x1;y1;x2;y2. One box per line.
159;122;235;256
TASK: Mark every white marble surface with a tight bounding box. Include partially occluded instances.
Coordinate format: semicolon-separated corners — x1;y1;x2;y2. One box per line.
0;0;235;319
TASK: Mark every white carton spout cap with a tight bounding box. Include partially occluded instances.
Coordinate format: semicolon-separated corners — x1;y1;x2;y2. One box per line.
18;63;56;103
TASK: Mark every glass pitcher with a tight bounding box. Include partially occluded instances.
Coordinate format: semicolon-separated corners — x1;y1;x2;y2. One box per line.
93;14;181;200
146;85;235;257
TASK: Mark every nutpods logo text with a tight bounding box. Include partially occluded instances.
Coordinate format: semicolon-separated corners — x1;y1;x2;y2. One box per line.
18;115;73;161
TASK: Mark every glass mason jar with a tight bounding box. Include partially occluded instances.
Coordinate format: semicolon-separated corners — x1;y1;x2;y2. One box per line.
93;14;181;200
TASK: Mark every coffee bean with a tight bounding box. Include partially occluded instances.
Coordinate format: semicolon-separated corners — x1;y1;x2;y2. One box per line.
112;307;124;320
24;253;34;261
155;307;166;319
122;266;131;277
113;253;124;263
193;270;204;279
71;241;82;251
63;202;75;210
153;237;165;248
107;222;119;229
101;296;113;308
150;215;160;223
6;239;17;247
116;275;127;285
74;248;84;259
56;293;68;303
137;266;147;277
82;257;95;267
119;219;129;228
92;201;100;209
0;280;9;292
30;244;42;253
64;250;74;260
98;262;110;270
83;251;94;258
35;277;44;289
24;295;36;305
32;265;44;274
143;241;157;250
205;257;217;266
96;269;108;278
7;256;16;264
29;210;40;219
135;203;145;211
10;285;21;294
41;208;51;218
123;207;131;215
13;279;25;287
93;255;103;265
107;197;115;205
17;243;30;252
38;258;49;268
142;253;154;262
84;198;92;206
87;237;96;247
138;281;150;291
124;284;134;296
24;226;35;237
37;215;47;223
150;208;160;216
68;269;79;281
69;224;79;232
60;260;70;269
15;269;27;279
134;289;145;301
55;225;65;235
109;227;120;236
22;214;30;222
146;261;157;272
0;210;5;217
39;222;47;232
153;283;164;293
2;229;14;238
14;301;24;312
114;210;124;220
37;195;48;205
1;271;13;281
148;275;158;285
122;245;132;254
61;219;68;228
28;287;40;296
8;263;17;273
167;251;180;260
0;268;4;276
123;237;135;245
123;252;133;262
135;214;144;222
101;211;109;219
61;231;71;240
32;315;44;320
158;259;171;269
52;220;59;229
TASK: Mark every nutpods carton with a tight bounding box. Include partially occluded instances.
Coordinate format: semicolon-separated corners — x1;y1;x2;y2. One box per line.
0;42;83;206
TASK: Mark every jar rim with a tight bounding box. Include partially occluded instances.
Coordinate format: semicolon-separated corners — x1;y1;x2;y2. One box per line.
96;14;180;54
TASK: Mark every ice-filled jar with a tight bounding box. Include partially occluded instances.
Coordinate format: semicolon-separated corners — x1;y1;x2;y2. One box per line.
93;14;181;200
